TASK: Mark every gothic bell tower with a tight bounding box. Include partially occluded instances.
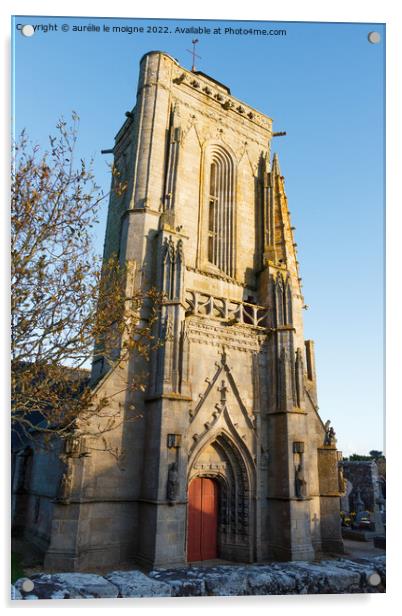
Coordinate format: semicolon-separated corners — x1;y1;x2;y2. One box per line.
43;51;344;571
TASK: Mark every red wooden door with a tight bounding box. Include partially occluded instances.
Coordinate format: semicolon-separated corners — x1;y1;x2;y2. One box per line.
187;477;218;562
187;477;202;561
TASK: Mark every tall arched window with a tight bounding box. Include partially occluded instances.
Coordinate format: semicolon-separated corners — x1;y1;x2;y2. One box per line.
206;146;235;277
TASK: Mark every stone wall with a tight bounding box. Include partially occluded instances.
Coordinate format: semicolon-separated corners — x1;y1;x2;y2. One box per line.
12;556;386;598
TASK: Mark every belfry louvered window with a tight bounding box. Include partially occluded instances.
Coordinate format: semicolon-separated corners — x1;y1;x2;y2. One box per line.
207;147;235;277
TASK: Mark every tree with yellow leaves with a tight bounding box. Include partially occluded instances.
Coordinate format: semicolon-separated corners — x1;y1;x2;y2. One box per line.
11;114;162;452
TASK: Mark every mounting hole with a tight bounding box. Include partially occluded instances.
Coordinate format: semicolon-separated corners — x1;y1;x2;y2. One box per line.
368;31;381;44
21;25;35;37
367;572;381;586
21;578;34;592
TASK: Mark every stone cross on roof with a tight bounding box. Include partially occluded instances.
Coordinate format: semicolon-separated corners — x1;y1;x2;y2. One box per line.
186;38;201;71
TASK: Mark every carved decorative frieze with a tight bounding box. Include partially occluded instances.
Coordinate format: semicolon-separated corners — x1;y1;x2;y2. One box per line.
172;96;270;148
186;317;267;354
185;265;252;288
187;350;256;468
171;68;271;132
193;462;226;471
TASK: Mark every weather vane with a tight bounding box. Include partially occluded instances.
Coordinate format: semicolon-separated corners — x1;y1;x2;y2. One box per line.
186;39;201;72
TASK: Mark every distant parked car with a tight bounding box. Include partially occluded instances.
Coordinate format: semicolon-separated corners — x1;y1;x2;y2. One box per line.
352;511;374;531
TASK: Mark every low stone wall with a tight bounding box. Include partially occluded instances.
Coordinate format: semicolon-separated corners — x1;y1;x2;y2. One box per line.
12;556;385;599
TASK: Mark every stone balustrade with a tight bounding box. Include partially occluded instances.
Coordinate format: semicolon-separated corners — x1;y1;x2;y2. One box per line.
185;290;268;328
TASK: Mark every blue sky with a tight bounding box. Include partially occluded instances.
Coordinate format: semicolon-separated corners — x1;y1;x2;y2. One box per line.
12;16;385;457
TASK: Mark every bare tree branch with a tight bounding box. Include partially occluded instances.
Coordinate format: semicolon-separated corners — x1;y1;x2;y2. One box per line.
11;115;163;452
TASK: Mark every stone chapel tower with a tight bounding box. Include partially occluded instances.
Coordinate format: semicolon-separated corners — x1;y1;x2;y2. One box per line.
41;51;344;570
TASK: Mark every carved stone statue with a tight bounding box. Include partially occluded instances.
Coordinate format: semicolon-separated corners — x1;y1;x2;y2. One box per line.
328;427;336;444
57;464;73;503
338;462;347;494
295;463;307;498
64;435;81;457
165;316;174;341
260;447;269;468
324;420;337;446
167;462;179;503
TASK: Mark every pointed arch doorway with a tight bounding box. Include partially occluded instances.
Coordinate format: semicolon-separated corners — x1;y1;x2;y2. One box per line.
187;477;218;562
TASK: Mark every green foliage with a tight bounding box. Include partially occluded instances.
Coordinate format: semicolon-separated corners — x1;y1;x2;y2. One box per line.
348;454;373;461
369;450;384;460
343;451;386;462
11;552;24;584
